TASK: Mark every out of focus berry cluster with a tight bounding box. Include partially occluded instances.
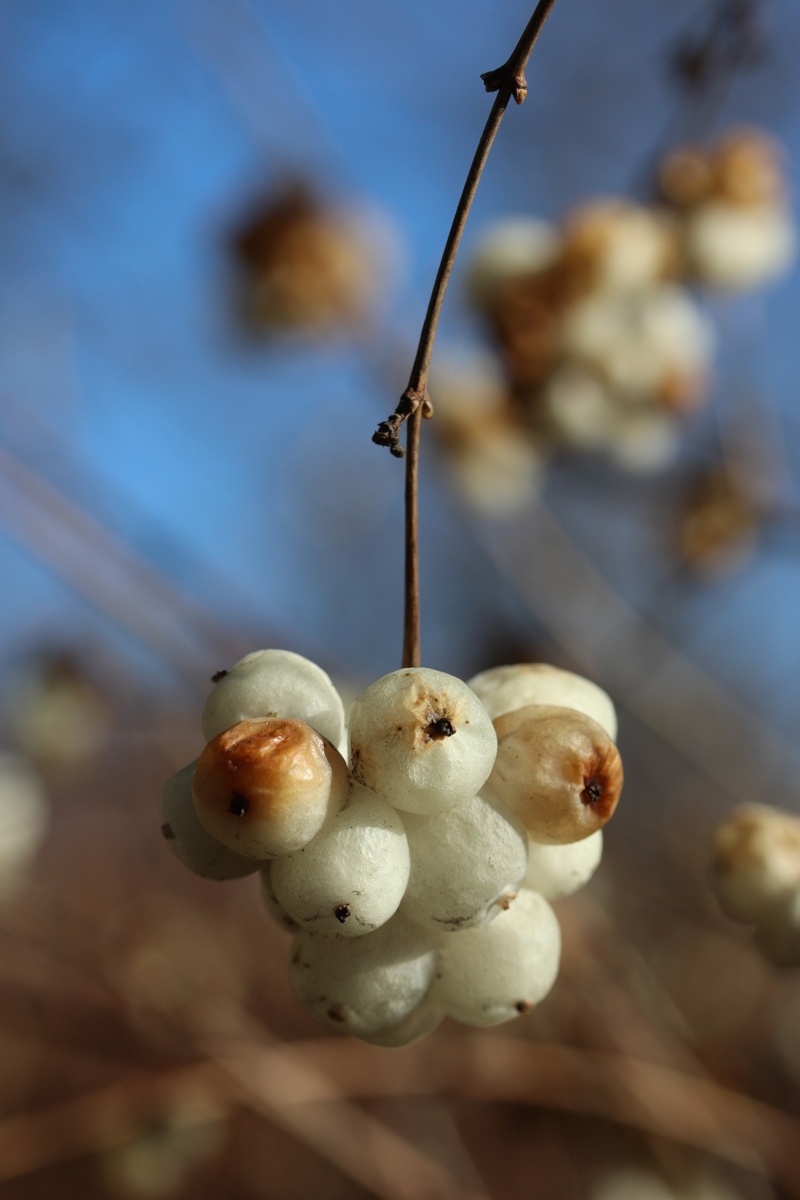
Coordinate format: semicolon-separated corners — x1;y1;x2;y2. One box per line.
711;803;800;968
433;127;795;512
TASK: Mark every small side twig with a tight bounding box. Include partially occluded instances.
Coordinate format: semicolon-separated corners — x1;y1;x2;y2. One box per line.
373;0;559;666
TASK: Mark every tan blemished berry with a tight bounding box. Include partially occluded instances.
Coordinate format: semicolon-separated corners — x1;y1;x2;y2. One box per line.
658;145;715;209
712;128;786;208
485;704;623;844
193;717;348;859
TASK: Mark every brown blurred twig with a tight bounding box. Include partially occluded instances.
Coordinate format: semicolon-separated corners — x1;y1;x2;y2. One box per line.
0;1064;228;1185
0;440;251;691
475;497;800;810
221;1034;800;1196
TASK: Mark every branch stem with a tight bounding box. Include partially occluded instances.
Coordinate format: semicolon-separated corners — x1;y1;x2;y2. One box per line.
383;0;559;667
402;406;422;668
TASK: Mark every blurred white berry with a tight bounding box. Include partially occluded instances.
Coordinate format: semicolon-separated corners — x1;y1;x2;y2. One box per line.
543;365;618;451
592;1168;744;1200
712;127;788;209
561;285;712;402
6;654;108;767
101;1106;223;1199
560;200;680;294
0;752;48;897
711;803;800;924
610;409;682;474
450;430;546;514
431;352;547;512
686;202;795;291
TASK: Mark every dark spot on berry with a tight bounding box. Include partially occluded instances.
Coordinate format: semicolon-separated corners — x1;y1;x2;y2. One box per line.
581;778;603;806
334;904;352;924
211;669;228;683
515;1000;534;1014
327;1004;346;1023
161;823;175;840
425;715;456;742
228;793;249;817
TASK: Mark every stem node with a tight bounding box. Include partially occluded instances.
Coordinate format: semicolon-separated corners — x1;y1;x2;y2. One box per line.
480;65;528;105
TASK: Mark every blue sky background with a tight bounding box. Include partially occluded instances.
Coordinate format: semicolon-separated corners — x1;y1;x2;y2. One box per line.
1;0;799;784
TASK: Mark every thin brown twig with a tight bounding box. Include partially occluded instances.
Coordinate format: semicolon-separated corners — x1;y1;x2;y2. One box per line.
209;1036;491;1200
224;1034;800;1196
0;1064;228;1185
0;441;249;690
373;0;558;667
402;405;423;667
374;0;558;459
475;497;800;807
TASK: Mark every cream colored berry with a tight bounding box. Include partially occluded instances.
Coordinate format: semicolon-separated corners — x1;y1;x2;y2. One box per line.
485;703;623;844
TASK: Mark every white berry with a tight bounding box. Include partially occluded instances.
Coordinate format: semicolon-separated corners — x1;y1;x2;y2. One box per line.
400;793;528;932
271;785;410;937
349;667;497;815
202;649;345;747
289;912;438;1037
468;662;617;740
434;888;561;1026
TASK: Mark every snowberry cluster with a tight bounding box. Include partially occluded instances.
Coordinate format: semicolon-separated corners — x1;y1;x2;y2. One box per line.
432;126;795;511
711;803;800;969
162;650;623;1046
